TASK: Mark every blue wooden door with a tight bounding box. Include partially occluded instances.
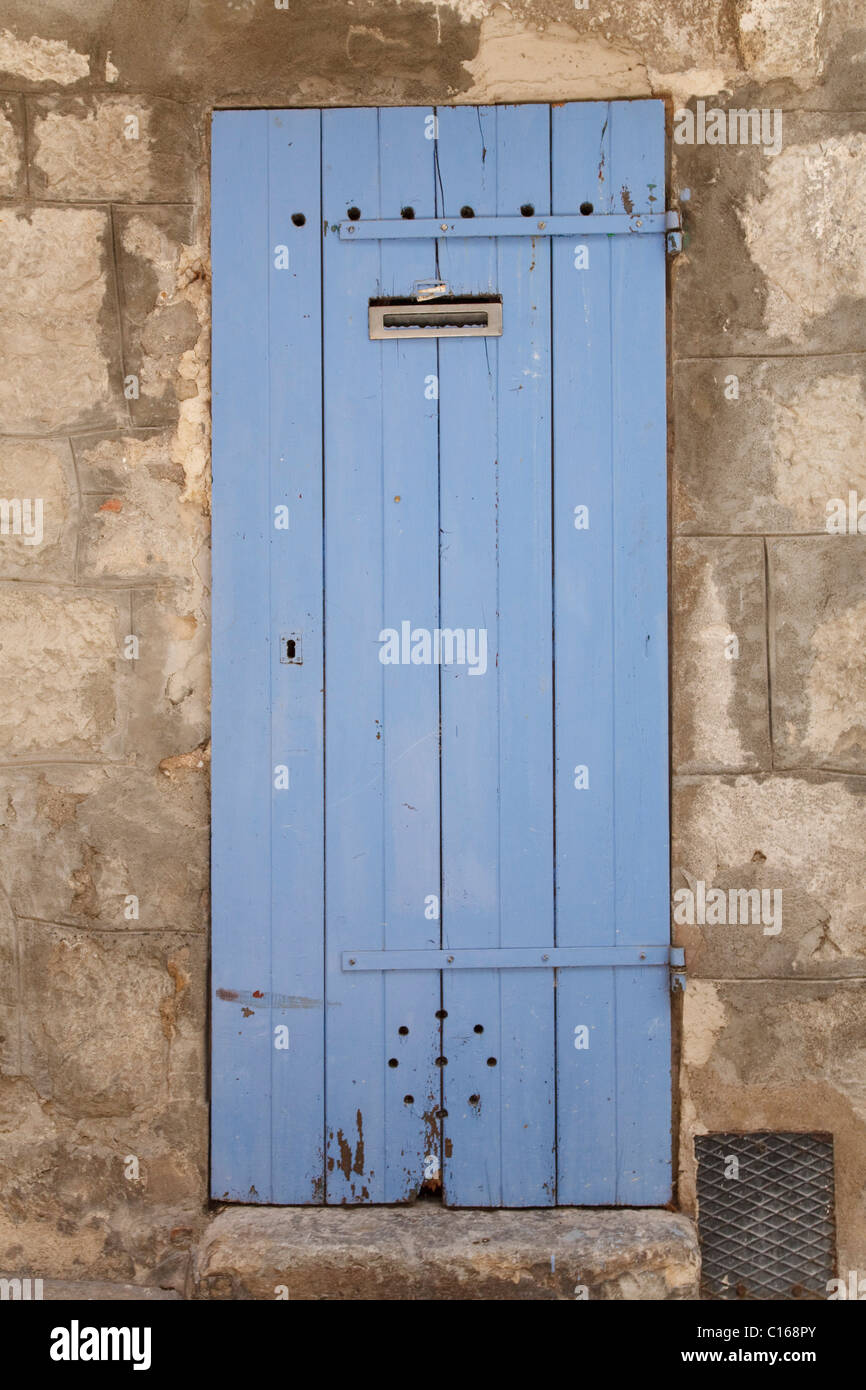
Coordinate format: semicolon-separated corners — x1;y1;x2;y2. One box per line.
211;103;673;1207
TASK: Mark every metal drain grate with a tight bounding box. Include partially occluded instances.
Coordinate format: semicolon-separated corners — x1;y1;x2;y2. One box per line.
696;1132;835;1300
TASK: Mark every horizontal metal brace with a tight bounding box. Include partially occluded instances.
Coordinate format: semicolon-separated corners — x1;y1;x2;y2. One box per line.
343;945;683;972
339;211;680;242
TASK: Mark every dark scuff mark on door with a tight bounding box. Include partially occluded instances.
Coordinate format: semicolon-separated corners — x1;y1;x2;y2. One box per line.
336;1111;365;1182
336;1129;353;1180
353;1109;365;1175
422;1105;442;1193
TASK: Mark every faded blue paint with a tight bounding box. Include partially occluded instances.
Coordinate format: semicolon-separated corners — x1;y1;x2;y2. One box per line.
211;102;671;1207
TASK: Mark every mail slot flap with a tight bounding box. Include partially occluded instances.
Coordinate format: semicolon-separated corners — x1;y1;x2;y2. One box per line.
369;298;502;340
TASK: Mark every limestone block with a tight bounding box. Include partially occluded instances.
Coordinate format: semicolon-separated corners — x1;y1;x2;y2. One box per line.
769;538;866;771
0;584;126;759
127;586;209;765
77;431;203;582
674;357;866;535
17;923;203;1115
674;112;866;356
29;96;197;203
673;773;866;975
0;765;208;932
672;538;770;773
0;438;77;581
0;206;124;434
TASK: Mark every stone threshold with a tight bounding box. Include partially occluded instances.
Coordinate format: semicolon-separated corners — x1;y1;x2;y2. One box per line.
194;1204;700;1300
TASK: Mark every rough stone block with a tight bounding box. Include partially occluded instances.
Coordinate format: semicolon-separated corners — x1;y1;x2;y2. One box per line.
0;1070;206;1283
127;586;209;765
29;96;197;203
0;765;208;933
0;438;77;581
17;923;204;1116
76;430;204;583
0;918;207;1282
674;356;866;535
113;206;198;427
679;978;866;1275
0;96;25;196
0;584;127;759
0;206;124;434
672;538;770;773
674;111;866;356
673;773;866;976
196;1205;700;1301
769;538;866;771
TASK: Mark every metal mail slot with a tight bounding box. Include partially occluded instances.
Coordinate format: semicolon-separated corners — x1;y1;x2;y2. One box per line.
369;298;502;340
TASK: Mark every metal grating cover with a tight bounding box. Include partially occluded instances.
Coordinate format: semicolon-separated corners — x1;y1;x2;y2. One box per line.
696;1132;835;1300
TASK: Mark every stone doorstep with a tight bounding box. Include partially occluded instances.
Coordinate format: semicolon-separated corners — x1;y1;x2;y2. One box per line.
193;1205;701;1301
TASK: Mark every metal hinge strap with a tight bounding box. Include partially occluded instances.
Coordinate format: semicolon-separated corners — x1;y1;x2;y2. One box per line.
343;945;684;972
339;211;681;241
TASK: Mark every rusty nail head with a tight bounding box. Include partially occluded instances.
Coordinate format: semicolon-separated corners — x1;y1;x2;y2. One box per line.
542;954;549;961
447;955;454;963
347;225;355;233
348;957;356;965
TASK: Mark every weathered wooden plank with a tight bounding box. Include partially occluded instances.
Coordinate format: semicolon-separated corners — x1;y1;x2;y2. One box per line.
322;107;387;1203
378;107;443;1200
436;104;503;1206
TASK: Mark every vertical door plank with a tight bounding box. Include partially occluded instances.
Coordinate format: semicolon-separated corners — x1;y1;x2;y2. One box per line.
435;105;503;1206
552;102;618;1204
494;104;556;1206
553;99;671;1205
211;111;325;1203
322;108;387;1202
608;100;671;1204
266;110;325;1203
377;108;443;1200
211;110;273;1201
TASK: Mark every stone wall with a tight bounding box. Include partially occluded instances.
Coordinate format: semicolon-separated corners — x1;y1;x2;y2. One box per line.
0;0;864;1289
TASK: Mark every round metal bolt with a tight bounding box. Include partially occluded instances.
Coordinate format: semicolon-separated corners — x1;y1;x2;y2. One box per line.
447;955;454;963
348;958;356;965
347;225;355;234
440;222;448;231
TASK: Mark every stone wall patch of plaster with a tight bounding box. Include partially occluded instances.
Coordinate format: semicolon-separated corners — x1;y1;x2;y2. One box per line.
0;29;89;85
462;12;650;102
682;980;728;1068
